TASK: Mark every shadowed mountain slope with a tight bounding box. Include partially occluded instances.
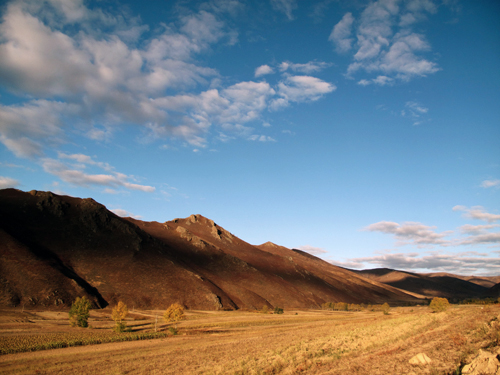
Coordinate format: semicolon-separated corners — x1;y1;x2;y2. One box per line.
0;189;423;310
352;268;491;300
490;283;500;297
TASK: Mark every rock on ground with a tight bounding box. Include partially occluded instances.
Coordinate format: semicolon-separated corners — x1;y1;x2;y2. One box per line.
461;349;500;375
409;353;432;365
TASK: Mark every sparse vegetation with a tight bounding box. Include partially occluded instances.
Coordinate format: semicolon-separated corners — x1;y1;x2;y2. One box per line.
261;305;269;314
430;297;450;312
68;296;91;328
460;297;498;305
274;306;284;314
112;301;129;332
0;331;168;355
2;305;498;374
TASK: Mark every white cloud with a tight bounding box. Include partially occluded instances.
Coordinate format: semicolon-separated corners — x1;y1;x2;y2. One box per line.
401;100;429;125
255;65;274;77
364;221;452;247
0;2;335;158
41;154;155;192
359;204;500;273
457;224;500;246
405;101;428;114
459;232;500;246
329;12;354;53
459;224;500;235
279;61;332;74
357;75;393;86
270;0;298;20
0;1;224;154
272;75;336;109
0;176;19;188
481;179;500;189
334;0;440;83
0;100;78;158
297;245;328;255
111;208;142;219
248;135;276;142
338;251;500;275
453;205;500;223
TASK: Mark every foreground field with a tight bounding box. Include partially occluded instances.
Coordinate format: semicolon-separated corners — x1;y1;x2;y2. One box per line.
0;305;499;374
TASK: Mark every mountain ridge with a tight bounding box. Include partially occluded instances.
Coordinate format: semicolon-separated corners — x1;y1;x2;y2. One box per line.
0;188;422;309
1;188;495;310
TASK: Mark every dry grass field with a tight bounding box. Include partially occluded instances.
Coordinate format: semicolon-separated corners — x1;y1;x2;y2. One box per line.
0;304;499;374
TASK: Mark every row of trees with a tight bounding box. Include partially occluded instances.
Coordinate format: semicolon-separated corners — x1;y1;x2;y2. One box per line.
321;302;364;311
69;297;185;332
322;298;454;314
321;302;390;313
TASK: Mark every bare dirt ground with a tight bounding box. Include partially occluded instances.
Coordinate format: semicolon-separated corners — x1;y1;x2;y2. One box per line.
0;305;499;374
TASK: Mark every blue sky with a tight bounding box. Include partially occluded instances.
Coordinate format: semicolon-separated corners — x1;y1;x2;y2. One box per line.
0;0;499;275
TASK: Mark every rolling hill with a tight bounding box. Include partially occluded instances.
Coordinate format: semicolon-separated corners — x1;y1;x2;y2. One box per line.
351;268;492;300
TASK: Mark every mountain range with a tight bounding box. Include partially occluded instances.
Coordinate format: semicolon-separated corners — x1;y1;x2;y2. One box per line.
0;189;497;310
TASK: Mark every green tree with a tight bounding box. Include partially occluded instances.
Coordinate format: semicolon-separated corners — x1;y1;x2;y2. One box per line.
69;296;91;328
430;297;450;312
274;306;284;314
112;301;129;332
381;303;390;315
164;303;185;325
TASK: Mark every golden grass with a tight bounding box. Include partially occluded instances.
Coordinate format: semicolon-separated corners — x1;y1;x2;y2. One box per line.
0;305;498;374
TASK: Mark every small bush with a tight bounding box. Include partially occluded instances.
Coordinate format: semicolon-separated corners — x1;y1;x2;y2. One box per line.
381;303;390;315
168;327;178;335
69;296;91;328
261;305;269;314
164;303;185;323
430;297;450;312
274;307;284;314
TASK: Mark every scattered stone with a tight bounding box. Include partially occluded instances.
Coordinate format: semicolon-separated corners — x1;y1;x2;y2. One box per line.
409;353;432;365
461;350;500;375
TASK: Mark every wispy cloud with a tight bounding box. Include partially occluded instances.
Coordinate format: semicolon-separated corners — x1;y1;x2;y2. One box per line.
331;0;440;84
481;179;500;189
111;208;142;219
270;0;298;20
248;135;276;142
453;205;500;223
401;100;429;125
0;176;19;189
279;61;332;74
365;205;500;248
329;12;354;53
41;154;155;193
297;245;328;255
363;221;452;247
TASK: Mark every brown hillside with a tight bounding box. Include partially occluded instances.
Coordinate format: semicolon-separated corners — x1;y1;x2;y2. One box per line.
353;268;490;299
424;272;500;288
0;189;420;310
